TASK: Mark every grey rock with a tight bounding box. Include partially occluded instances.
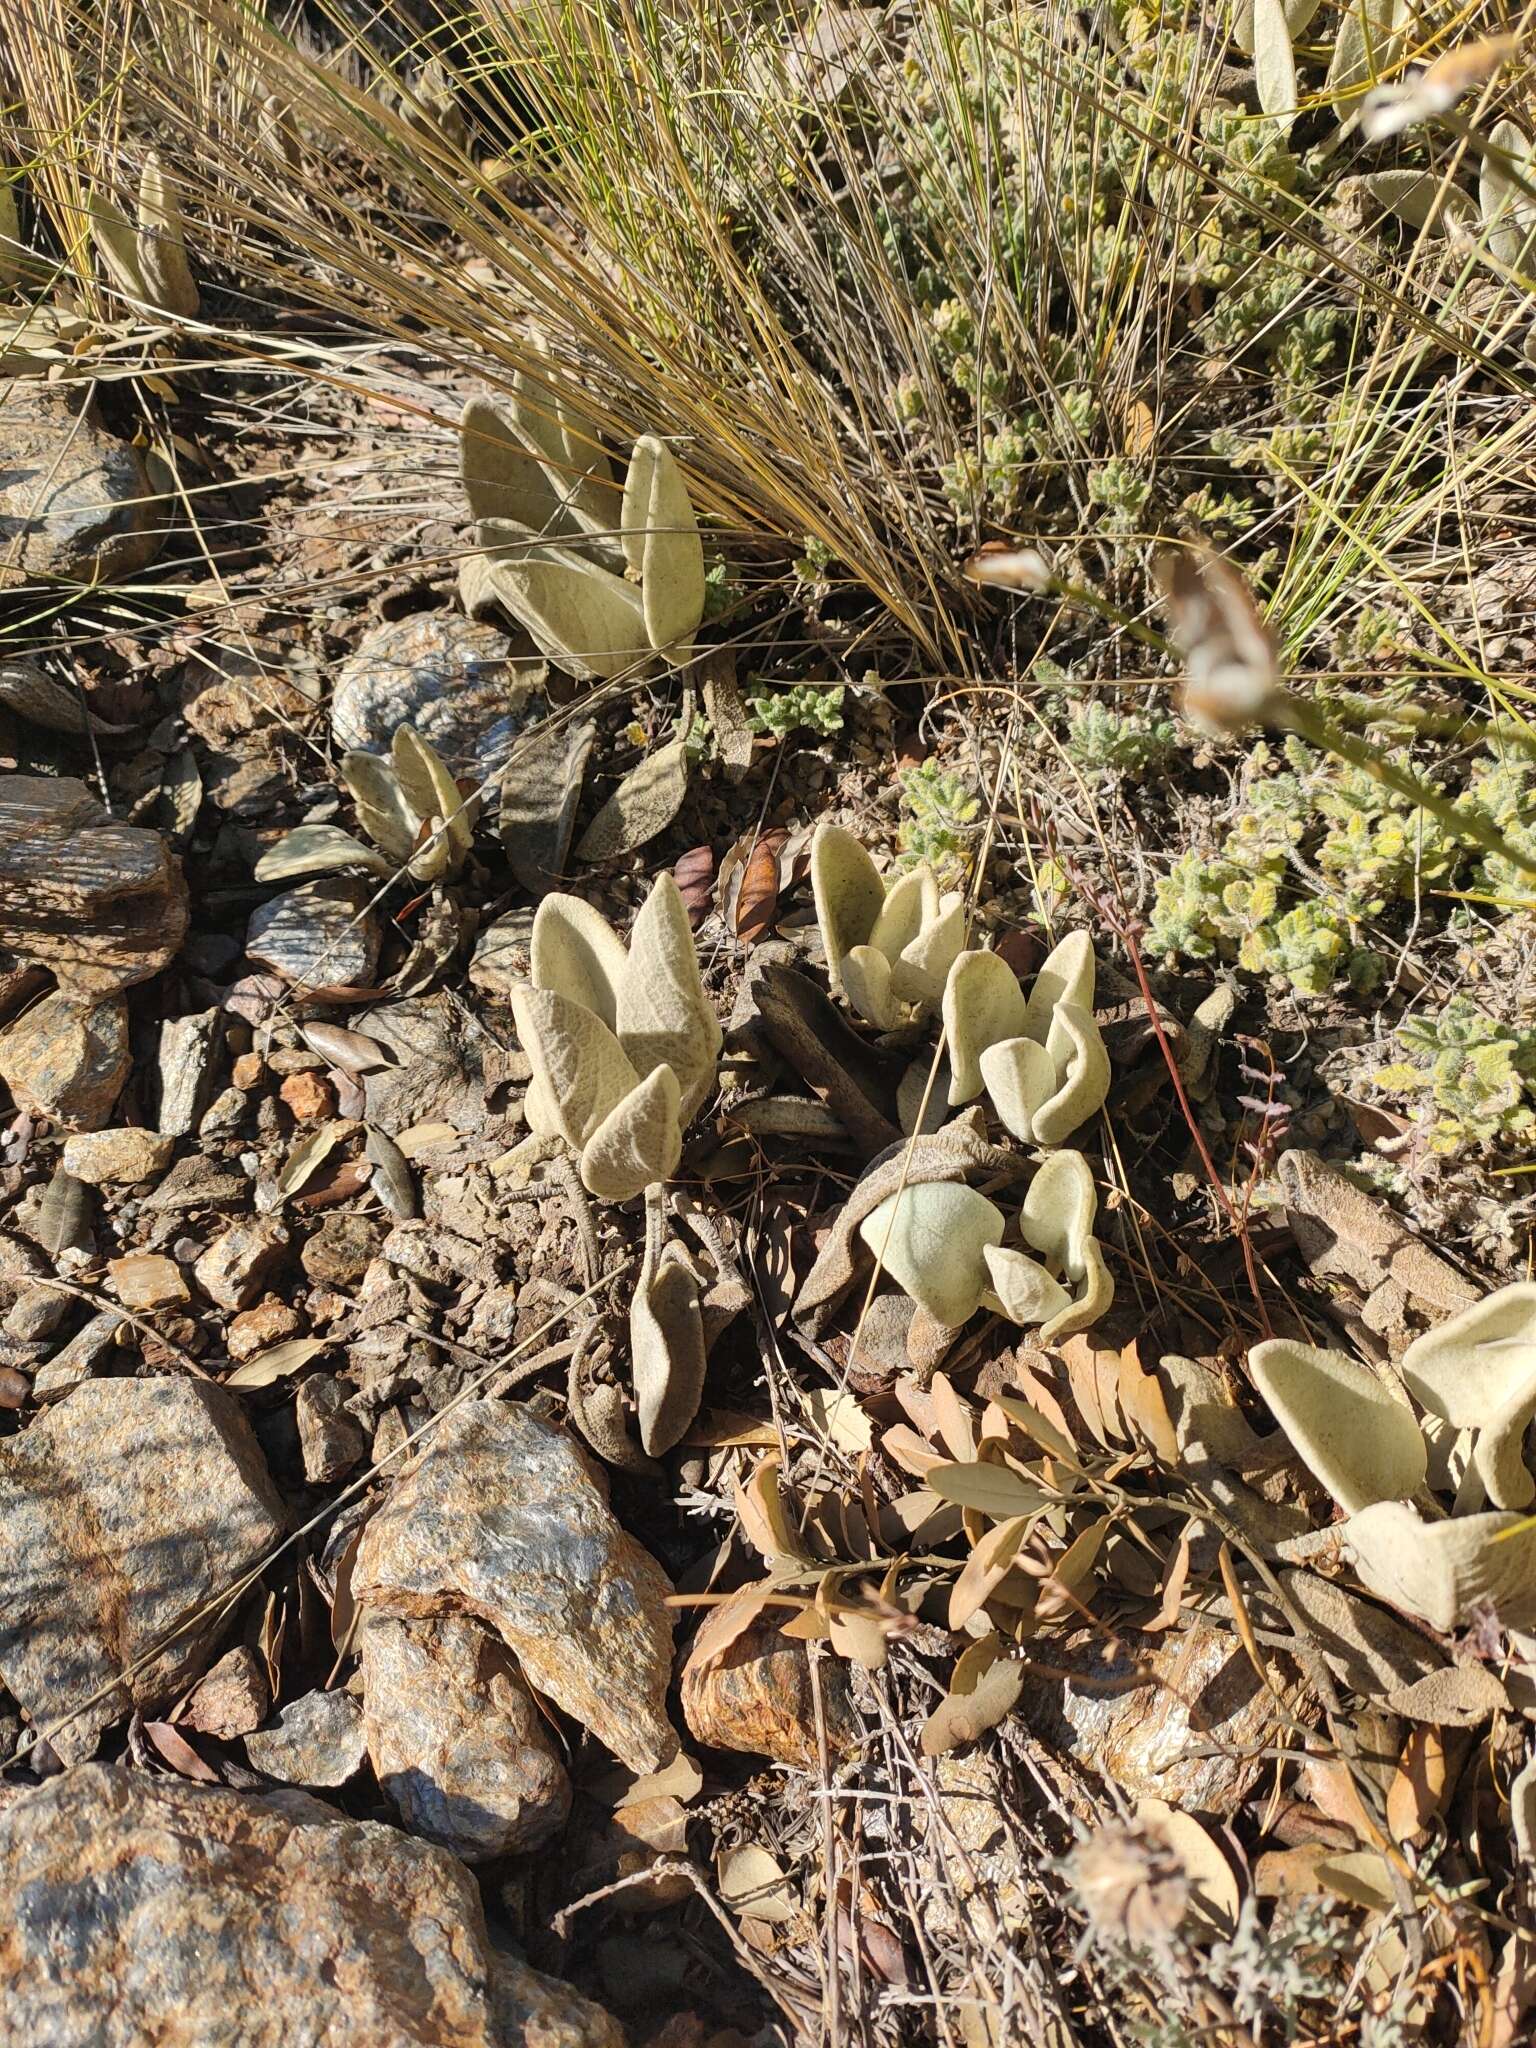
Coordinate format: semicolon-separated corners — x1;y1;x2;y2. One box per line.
0;990;131;1131
331;611;546;780
354;1400;678;1773
296;1374;367;1483
245;1688;367;1787
246;879;381;994
361;1611;571;1862
31;1309;123;1401
360;993;519;1135
0;1378;286;1759
0;384;162;591
0;1764;623;2047
154;1008;222;1137
194;1217;289;1311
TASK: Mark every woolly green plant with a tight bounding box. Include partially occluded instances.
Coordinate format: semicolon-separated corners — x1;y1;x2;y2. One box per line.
91;151;199;317
459;376;705;680
1374;998;1536;1154
340;726;476;884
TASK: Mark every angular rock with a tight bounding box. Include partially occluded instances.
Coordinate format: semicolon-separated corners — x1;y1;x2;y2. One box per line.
361;1611;571;1861
354;1400;678;1773
0;1765;622;2048
226;1297;302;1362
107;1252;189;1310
0;382;162;592
245;1688;367;1787
154;1009;222;1137
331;611;546;780
296;1374;367;1483
681;1611;858;1768
0;778;187;995
195;1217;289;1311
246;879;381;995
0;989;130;1130
62;1125;175;1184
0;1377;286;1759
181;1643;269;1740
30;1308;122;1401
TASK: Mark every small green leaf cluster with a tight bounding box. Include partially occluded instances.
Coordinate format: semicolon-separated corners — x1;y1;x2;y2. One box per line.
1063;699;1180;779
897;759;981;882
1375;998;1536;1154
746;683;846;740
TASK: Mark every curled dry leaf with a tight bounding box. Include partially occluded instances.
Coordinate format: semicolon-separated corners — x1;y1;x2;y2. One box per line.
301;1023;394;1074
498;714;594;894
735;832;784;949
1134;1800;1240;1934
673;846;715;928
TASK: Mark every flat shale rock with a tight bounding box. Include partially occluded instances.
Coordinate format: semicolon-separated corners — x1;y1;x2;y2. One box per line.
245;1687;367;1787
0;777;187;994
0;989;131;1130
246;878;381;993
0;1764;622;2048
0;1377;286;1760
0;384;163;591
355;1400;678;1773
331;612;546;780
361;1610;572;1861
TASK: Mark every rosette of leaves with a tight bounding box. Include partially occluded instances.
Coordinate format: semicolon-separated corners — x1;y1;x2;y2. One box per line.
859;1150;1112;1344
90;151;199;318
459;382;705;680
510;873;721;1203
795;1117;1113;1356
942;929;1111;1146
336;725;477;884
1248;1286;1536;1633
810;820;966;1028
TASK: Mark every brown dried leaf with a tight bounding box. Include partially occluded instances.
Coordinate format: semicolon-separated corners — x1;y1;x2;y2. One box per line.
717;1845;797;1924
736;831;785;949
277;1119;354;1198
1116;1339;1179;1466
300;1023;395;1074
364;1126;417;1219
142;1721;220;1783
673;846;715;929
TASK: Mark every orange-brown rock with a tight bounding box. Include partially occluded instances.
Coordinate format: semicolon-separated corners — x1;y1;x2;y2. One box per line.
681;1606;857;1769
